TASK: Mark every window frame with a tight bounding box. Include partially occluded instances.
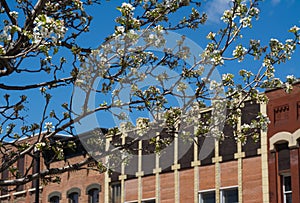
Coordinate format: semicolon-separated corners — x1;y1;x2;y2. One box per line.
111;182;121;203
66;187;81;203
86;183;101;203
282;174;292;203
199;189;216;203
124;198;156;203
48;191;61;203
88;188;99;203
49;195;60;203
199;186;238;203
220;186;238;203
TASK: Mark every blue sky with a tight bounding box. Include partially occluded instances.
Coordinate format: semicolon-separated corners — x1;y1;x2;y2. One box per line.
70;0;300;131
1;0;300;134
81;0;300;80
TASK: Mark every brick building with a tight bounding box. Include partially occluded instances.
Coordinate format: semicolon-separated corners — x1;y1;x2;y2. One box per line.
1;84;300;203
266;83;300;203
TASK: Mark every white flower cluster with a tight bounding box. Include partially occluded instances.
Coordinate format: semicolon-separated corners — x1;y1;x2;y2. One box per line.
44;122;54;131
35;142;46;151
121;2;135;12
233;45;247;62
32;14;67;45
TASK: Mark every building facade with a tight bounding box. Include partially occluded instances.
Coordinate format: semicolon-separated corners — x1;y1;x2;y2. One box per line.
1;85;300;203
266;83;300;203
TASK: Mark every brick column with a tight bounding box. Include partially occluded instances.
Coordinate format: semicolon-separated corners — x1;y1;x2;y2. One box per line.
191;134;200;203
212;139;221;203
119;131;127;203
136;140;144;203
172;132;180;203
104;137;112;203
268;152;278;203
234;144;245;203
290;148;300;203
153;133;161;203
260;102;270;203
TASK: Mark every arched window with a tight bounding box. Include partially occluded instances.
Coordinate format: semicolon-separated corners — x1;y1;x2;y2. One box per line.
67;188;81;203
86;183;101;203
88;188;99;203
49;196;60;203
48;191;62;203
68;192;79;203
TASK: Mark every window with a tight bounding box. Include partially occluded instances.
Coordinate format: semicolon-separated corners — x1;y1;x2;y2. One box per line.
68;192;79;203
200;187;238;203
86;184;101;203
125;199;156;203
1;157;9;195
200;191;215;203
88;188;99;203
16;155;25;191
283;175;292;203
48;191;61;203
49;196;60;203
67;188;81;203
142;199;156;203
221;188;238;203
111;183;121;203
277;143;290;172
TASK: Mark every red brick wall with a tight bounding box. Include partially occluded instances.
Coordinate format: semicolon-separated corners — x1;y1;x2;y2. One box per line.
242;157;263;203
142;175;155;199
266;84;300;203
220;160;238;187
199;165;215;190
160;172;175;203
125;178;138;201
179;169;194;203
42;155;105;203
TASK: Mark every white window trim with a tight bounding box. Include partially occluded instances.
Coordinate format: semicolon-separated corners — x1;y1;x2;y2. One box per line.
220;186;239;203
125;198;156;203
0;194;10;199
199;189;215;203
199;186;239;203
282;175;292;203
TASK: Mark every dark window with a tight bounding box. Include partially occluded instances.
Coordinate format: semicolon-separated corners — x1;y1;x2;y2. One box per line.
142;139;156;174
48;191;61;203
142;199;156;203
222;188;238;203
88;188;99;203
277;143;290;171
201;191;215;203
219;123;236;162
16;155;25;191
1;157;9;195
68;192;79;203
198;136;215;165
283;175;292;203
178;135;194;169
49;196;60;203
241;101;261;157
111;183;121;203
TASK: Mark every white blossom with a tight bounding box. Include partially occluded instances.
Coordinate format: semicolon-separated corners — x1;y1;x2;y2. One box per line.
121;2;135;11
44;122;54;131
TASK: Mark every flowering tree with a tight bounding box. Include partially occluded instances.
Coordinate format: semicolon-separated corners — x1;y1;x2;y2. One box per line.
0;0;299;188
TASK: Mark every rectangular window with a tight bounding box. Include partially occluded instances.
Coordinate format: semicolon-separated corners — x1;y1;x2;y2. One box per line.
283;175;292;203
16;155;25;191
111;183;121;203
1;157;9;195
200;190;215;203
199;187;238;203
221;187;238;203
277;143;290;172
142;199;155;203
